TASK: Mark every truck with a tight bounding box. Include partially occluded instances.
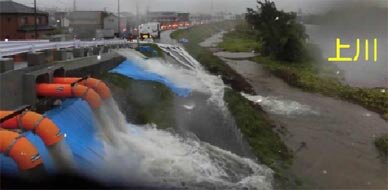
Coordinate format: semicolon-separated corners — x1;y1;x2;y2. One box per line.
96;29;115;39
138;22;161;40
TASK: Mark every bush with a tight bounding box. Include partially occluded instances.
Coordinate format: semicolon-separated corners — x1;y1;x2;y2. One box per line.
375;135;388;158
246;0;308;62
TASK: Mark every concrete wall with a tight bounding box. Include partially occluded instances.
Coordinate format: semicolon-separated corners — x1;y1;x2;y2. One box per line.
0;52;125;112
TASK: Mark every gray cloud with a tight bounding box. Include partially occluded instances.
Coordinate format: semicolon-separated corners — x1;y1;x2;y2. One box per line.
11;0;388;14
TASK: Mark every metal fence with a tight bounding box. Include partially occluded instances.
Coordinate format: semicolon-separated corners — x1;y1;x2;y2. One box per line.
0;39;131;58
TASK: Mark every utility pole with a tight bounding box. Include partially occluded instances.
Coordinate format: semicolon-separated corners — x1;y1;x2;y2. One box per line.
211;0;214;14
117;0;120;38
136;1;140;47
73;0;77;12
34;0;37;39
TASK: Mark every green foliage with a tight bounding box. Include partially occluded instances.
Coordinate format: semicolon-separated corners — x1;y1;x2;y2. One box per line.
253;56;388;118
224;88;293;171
375;135;388;158
102;73;176;129
383;113;388;120
171;22;255;94
246;0;308;62
218;23;261;52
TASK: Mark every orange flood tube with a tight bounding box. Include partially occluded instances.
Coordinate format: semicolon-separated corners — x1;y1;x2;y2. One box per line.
0;111;63;146
0;130;43;170
53;77;112;99
36;83;102;109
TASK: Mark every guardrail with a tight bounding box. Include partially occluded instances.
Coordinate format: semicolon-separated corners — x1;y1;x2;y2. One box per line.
0;39;131;58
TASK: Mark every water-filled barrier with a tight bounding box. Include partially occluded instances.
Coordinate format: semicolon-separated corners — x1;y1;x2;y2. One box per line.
0;99;104;174
1;48;274;189
110;59;191;97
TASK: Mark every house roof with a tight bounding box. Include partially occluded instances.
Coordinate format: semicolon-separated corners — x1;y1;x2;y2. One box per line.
0;1;46;14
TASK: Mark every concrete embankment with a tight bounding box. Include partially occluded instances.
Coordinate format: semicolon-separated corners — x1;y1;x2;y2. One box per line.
0;50;125;112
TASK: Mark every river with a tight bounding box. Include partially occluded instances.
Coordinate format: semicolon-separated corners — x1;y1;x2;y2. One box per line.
305;24;388;88
185;30;388;189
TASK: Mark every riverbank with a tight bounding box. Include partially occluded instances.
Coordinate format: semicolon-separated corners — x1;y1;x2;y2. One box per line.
219;24;388;157
171;22;254;94
172;20;388;188
171;22;296;187
204;23;388;188
220;25;388;121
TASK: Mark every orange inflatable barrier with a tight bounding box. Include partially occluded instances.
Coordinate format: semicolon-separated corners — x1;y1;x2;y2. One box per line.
53;77;112;99
0;111;63;146
36;83;102;109
0;130;43;170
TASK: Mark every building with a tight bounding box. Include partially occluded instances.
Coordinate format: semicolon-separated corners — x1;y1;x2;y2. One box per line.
0;1;53;40
48;11;70;29
103;14;128;34
67;11;108;39
190;14;212;25
67;11;130;39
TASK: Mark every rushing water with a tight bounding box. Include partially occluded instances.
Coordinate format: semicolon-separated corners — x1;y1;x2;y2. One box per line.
77;95;273;189
195;30;388;188
47;141;76;172
221;54;388;189
116;47;226;110
0;45;272;188
241;93;319;117
114;47;254;158
86;47;273;188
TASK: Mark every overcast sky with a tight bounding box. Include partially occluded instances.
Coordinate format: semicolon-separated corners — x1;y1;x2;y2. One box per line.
10;0;388;14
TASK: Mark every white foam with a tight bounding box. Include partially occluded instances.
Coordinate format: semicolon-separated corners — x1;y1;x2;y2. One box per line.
116;48;226;111
98;124;273;189
242;93;319;116
87;97;273;189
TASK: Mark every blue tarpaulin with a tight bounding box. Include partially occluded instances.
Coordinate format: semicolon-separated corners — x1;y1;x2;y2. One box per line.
110;59;191;97
0;99;104;174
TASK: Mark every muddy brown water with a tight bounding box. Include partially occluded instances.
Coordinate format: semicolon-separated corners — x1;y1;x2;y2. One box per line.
200;30;388;188
222;58;388;189
163;30;388;189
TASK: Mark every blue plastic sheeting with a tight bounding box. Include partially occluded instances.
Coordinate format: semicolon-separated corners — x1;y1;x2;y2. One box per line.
0;99;104;175
110;59;191;97
138;46;154;53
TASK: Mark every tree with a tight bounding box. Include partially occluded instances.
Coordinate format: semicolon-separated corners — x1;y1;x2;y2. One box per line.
246;0;308;62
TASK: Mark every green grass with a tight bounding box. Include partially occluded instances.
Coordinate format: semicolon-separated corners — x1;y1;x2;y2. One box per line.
224;89;297;188
253;56;388;119
171;21;255;94
102;73;175;129
224;89;292;170
173;23;295;187
210;22;388;119
375;134;388;158
218;23;261;52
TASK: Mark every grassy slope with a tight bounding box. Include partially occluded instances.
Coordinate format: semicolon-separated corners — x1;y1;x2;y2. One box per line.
171;22;255;94
218;23;261;52
102;73;175;129
375;134;388;159
224;89;293;170
253;56;388;119
171;22;294;186
218;22;388;120
221;22;388;161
